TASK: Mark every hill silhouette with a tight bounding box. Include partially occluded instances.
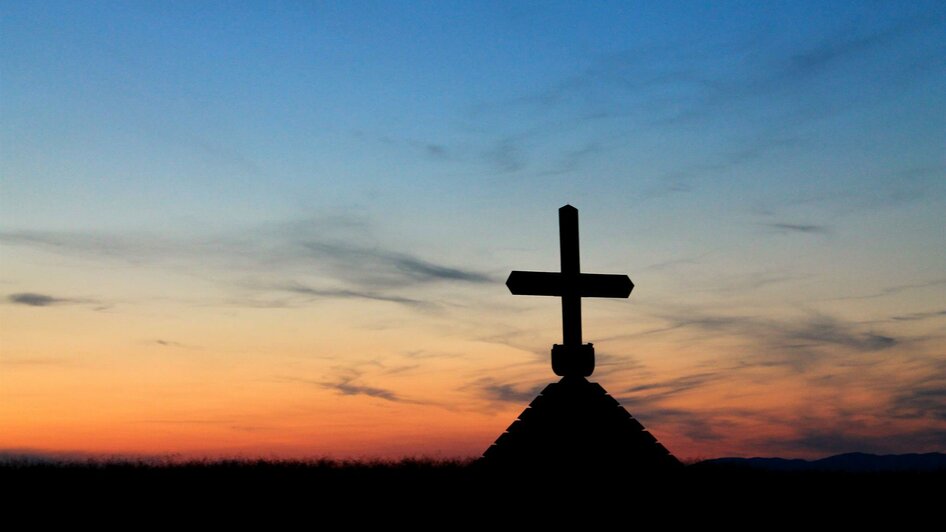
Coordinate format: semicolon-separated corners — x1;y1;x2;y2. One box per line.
699;452;946;472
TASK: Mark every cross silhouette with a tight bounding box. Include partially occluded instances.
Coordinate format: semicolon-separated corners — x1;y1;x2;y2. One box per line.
506;205;633;376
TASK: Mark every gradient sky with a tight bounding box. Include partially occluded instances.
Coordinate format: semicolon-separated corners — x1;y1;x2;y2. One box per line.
2;1;944;460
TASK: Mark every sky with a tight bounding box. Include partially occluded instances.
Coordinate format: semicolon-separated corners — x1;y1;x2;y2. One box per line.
1;1;944;460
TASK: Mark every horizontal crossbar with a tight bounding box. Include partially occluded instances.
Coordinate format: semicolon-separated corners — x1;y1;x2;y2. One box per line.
506;271;633;298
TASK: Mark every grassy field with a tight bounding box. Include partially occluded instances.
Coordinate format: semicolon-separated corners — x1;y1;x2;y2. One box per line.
5;461;942;528
5;457;942;509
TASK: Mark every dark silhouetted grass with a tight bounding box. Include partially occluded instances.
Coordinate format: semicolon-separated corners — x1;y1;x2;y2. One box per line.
4;456;942;520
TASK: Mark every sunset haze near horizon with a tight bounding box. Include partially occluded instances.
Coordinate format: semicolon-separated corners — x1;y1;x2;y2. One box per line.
2;1;944;460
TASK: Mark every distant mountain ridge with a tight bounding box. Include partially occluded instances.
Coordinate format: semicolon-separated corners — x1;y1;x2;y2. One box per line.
700;452;946;472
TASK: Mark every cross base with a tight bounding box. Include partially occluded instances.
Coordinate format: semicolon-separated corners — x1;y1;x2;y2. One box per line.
480;376;681;470
551;343;595;377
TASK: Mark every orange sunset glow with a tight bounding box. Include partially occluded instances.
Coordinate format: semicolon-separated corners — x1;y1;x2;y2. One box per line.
2;2;944;462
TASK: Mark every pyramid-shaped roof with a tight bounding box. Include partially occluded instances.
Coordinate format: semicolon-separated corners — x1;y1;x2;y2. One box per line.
482;377;680;470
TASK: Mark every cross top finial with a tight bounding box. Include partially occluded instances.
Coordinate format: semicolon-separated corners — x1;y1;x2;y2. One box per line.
506;205;634;377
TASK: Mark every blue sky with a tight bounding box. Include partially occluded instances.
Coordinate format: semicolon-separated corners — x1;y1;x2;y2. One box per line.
1;1;944;458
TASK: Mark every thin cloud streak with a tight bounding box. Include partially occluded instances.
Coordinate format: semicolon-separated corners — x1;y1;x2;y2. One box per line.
278;371;428;406
890;309;946;322
761;223;831;235
624;372;723;398
7;292;94;307
828;279;946;301
299;240;491;288
615;309;900;371
445;16;944;193
8;293;69;306
152;339;200;349
0;215;494;310
280;282;433;310
470;377;546;404
887;361;946;422
323;378;401;402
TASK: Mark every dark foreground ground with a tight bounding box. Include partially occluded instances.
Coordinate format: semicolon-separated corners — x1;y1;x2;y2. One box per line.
4;458;944;522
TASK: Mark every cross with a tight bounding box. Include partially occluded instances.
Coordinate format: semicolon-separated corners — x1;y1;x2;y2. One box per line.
506;205;633;376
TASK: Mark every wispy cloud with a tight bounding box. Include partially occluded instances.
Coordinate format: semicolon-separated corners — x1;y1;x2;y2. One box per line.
8;293;68;306
622;404;731;444
700;271;809;293
0;215;493;310
828;279;946;301
785;316;896;352
322;377;401;402
299;240;491;288
280;368;426;405
760;222;830;235
535;141;604;177
698;16;943;119
0;230;183;260
887;361;946;422
279;282;433;310
152;339;200;350
665;410;729;443
625;310;900;370
613;359;946;453
342;15;943;202
454;16;943;191
6;292;93;307
641;135;801;199
782;17;938;80
890;309;946;322
614;371;734;443
481;137;527;173
891;386;946;422
468;377;546;404
154;339;182;347
640;254;708;272
584;351;648;380
624;372;722;398
352;131;461;163
751;165;946;220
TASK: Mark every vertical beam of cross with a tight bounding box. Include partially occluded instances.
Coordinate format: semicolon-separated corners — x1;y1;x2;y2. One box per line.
505;204;634;375
559;205;581;346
